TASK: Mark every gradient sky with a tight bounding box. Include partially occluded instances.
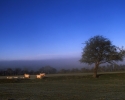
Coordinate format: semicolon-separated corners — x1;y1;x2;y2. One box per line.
0;0;125;60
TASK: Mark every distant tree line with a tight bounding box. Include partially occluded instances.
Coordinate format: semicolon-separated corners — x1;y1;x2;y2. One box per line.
0;64;125;76
58;64;125;73
0;66;57;76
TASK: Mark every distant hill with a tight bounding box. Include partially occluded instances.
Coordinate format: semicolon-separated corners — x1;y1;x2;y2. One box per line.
0;57;85;70
0;58;124;71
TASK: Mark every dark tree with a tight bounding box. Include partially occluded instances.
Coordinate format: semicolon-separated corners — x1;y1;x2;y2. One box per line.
6;68;13;75
80;35;125;78
14;68;22;75
39;66;57;74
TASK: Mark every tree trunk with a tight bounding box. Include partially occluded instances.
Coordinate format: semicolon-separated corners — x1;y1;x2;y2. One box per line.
93;62;99;78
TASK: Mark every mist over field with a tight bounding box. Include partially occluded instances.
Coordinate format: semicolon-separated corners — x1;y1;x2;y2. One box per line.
0;57;86;70
0;57;125;71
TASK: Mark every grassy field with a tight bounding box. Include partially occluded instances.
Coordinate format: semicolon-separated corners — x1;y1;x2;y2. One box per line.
0;72;125;100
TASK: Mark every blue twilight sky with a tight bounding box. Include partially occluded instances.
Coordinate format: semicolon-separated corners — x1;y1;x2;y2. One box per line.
0;0;125;60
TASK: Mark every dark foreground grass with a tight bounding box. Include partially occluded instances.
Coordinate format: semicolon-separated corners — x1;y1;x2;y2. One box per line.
0;73;125;100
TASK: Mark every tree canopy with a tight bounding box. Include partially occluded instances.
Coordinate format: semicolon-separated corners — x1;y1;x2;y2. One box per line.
80;35;125;78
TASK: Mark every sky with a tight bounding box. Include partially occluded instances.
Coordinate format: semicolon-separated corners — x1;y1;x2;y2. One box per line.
0;0;125;60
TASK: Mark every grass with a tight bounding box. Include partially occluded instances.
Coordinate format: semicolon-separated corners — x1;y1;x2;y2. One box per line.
0;72;125;100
